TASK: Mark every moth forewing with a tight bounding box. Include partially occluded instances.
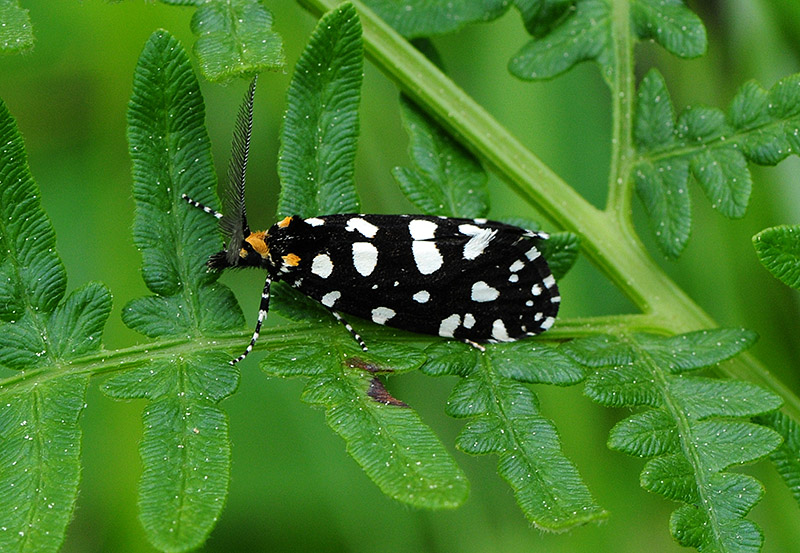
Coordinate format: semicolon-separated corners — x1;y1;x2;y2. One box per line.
266;214;560;344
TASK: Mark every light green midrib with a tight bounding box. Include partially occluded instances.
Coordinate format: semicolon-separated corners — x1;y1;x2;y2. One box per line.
643;349;729;550
639;113;800;165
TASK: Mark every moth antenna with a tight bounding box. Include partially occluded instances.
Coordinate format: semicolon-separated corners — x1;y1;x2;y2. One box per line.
231;274;271;365
181;193;223;219
220;75;258;265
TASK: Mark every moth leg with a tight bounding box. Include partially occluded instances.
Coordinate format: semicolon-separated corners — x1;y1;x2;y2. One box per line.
462;339;486;352
329;310;368;352
231;275;271;365
181;193;224;220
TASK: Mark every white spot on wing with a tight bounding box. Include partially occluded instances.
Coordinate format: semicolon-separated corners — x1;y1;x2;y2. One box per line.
543;275;556;289
541;316;555;330
413;290;430;303
321;291;341;307
345;217;379;238
305;217;324;227
439;314;461;337
471;281;499;302
531;284;542;296
462;228;497;260
458;224;482;235
463;313;476;329
311;253;333;278
412;241;443;274
509;274;519;283
371;307;396;325
491;319;511;341
409;219;438;240
525;246;541;261
352;242;378;276
509;260;525;272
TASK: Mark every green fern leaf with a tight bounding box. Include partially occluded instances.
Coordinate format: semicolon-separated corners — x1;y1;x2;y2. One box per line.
584;362;662;407
632;328;758;373
608;408;680;457
753;225;800;290
261;340;470;509
538;231;580;280
423;341;608;530
509;0;610;81
514;0;573;37
361;0;510;38
633;156;692;258
190;0;285;81
561;333;634;366
670;474;764;552
574;328;782;551
631;0;706;58
0;99;113;553
634;69;800;257
0;377;88;553
103;30;245;553
104;353;237;552
277;2;362;219
509;0;705;82
0;0;33;53
755;412;800;507
393;96;490;218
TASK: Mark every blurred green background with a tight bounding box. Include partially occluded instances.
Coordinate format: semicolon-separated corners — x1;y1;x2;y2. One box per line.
1;1;800;551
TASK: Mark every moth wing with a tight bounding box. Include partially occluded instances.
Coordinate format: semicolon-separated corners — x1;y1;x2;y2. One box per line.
287;215;559;342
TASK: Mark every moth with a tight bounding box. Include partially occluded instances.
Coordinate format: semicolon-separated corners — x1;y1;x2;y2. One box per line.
183;77;560;364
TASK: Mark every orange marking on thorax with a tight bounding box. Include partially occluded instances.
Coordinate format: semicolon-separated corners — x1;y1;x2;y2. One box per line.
245;231;269;258
282;253;301;266
277;216;293;228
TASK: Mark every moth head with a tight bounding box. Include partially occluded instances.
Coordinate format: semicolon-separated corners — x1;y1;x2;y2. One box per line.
208;230;270;270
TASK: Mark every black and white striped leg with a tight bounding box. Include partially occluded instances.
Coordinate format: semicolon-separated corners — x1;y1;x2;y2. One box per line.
462;338;486;352
231;276;271;365
329;310;368;352
181;193;224;220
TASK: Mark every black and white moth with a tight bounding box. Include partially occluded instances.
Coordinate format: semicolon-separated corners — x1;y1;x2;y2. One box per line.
183;77;560;364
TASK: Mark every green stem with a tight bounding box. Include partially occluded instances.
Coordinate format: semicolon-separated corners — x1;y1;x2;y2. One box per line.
295;0;800;421
0;315;651;395
606;0;636;221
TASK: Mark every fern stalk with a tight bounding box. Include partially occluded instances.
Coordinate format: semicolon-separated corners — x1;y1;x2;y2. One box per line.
296;0;800;421
607;0;636;218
